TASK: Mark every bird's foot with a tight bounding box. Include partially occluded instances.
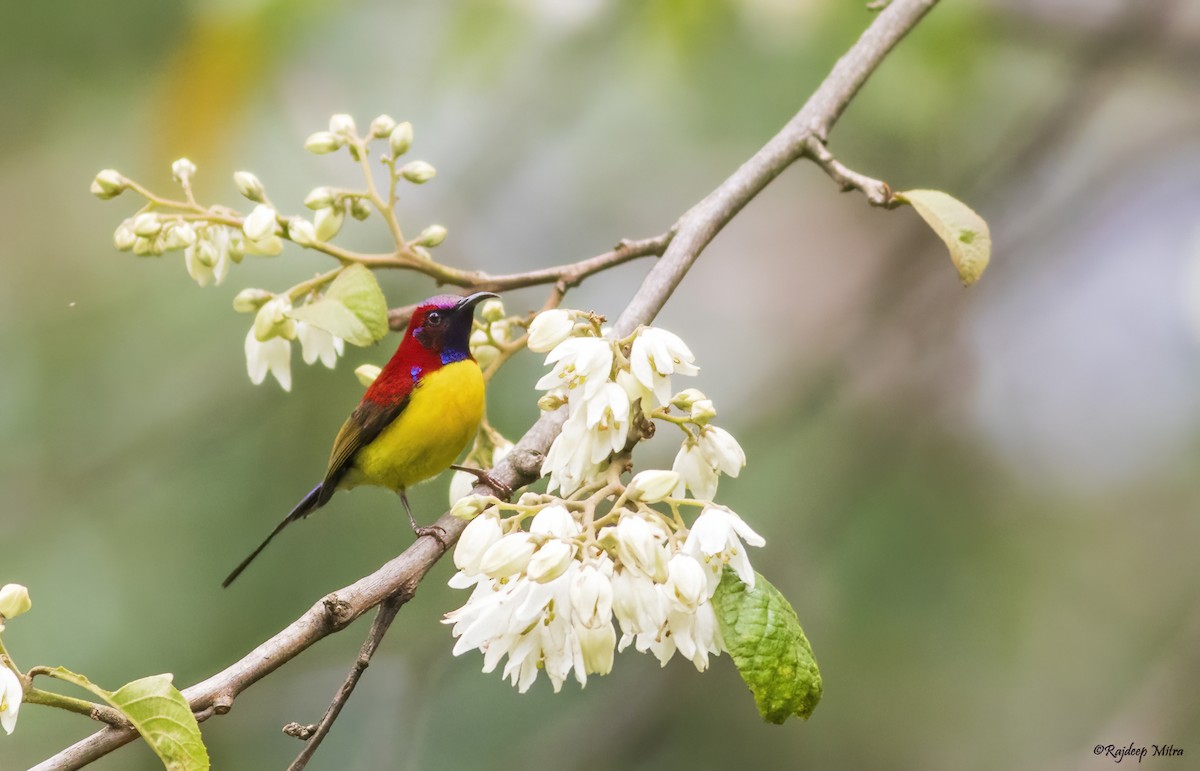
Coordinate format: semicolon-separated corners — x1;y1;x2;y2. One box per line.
412;524;449;550
450;465;514;501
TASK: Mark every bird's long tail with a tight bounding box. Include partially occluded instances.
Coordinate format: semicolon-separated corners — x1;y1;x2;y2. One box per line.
222;483;324;588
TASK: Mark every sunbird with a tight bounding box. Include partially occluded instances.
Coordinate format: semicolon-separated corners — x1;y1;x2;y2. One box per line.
223;291;500;587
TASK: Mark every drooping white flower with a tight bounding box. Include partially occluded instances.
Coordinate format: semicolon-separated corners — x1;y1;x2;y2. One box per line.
683;506;765;590
534;337;613;401
541;410;604;496
184;226;233;287
629;327;699;407
601;516;669;582
245;328;293;391
665;553;707;610
583;382;630;461
570;557;614;628
611;567;667;635
527;309;576;353
672;439;719;500
296;321;344;369
698;426;746;478
0;667;21;735
576;622;616;676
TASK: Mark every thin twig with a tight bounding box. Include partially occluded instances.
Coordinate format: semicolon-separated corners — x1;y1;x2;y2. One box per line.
35;3;938;767
285;595;405;770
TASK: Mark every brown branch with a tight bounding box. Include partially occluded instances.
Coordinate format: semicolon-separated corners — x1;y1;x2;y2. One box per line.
36;2;938;767
284;595;404;770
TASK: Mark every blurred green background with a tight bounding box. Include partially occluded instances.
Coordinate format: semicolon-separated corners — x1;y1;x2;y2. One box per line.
4;0;1200;768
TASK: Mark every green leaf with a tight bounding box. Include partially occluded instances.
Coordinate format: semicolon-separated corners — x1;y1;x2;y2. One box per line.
326;264;389;342
46;668;209;771
711;570;822;724
895;189;991;286
288;298;374;347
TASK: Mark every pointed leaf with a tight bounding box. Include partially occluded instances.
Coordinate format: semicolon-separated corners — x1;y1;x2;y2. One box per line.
325;264;389;342
288;298;373;346
45;668;209;771
895;189;991;285
711;570;822;723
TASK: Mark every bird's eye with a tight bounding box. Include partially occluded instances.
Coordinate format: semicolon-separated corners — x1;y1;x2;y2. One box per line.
426;311;443;326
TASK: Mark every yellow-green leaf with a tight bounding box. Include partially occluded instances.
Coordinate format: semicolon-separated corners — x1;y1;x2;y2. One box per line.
325;264;389;342
288;298;373;347
895;188;991;285
46;668;209;771
711;570;822;724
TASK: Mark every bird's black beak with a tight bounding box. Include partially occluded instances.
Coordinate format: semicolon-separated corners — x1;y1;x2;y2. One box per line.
454;292;499;314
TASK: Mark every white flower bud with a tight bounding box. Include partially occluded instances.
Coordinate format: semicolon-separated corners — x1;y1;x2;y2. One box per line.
690;399;717;423
253;296;295;341
348;197;371;221
132;212;162;237
0;584;31;620
91;169;126;199
329;113;357;137
671;388;707;410
234;171;266;202
454;512;504;575
450;494;491;521
480;299;505;323
288;217;316;246
171;157;196;184
233;288;272;313
160;222;197;251
113;219;137;251
527;540;575;583
355;363;381;386
399;160;436;183
415;224;447;247
314;206;344;242
305;131;343;154
626;470;681;504
526;309;575;353
132;236;155;256
389;121;413;156
369;114;397;138
479;532;536;578
474;343;499;369
243;204;277;242
304;186;335;210
537;392;566;411
529;504;579;538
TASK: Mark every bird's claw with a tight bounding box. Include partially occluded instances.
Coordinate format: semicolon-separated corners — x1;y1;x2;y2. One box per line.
450;465;514;501
413;524;449;550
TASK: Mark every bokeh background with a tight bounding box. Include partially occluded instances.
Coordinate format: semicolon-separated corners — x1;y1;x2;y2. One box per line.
4;0;1200;768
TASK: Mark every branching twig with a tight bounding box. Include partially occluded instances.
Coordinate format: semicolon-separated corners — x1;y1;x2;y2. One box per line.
284;594;404;770
36;2;937;767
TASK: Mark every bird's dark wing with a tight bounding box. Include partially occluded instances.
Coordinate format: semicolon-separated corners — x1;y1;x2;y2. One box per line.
316;395;410;505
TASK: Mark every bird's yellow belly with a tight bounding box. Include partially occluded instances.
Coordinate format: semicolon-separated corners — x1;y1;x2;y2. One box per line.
348;360;484;492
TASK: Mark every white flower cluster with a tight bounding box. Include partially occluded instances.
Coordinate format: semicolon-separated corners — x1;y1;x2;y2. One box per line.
445;312;761;693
